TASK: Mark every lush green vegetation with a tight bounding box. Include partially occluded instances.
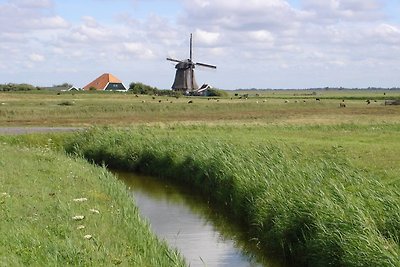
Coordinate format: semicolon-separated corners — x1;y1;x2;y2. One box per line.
0;83;39;91
129;82;182;97
207;88;229;97
1;90;400;266
0;142;185;266
64;125;399;266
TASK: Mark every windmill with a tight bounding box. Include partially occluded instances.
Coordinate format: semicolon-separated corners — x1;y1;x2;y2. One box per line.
167;34;216;93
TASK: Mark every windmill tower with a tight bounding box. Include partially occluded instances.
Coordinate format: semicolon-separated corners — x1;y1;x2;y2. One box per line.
167;34;216;93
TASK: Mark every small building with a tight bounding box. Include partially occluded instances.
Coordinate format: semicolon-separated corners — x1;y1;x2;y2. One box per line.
67;86;80;91
83;73;127;91
188;84;212;96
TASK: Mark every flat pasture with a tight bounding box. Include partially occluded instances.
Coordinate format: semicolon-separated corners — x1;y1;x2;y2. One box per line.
0;90;399;126
1;89;399;266
1;90;399;181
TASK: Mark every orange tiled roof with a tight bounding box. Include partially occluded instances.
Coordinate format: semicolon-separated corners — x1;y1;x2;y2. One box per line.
83;73;123;90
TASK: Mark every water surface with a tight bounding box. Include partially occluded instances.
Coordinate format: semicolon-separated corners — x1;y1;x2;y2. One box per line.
116;171;285;267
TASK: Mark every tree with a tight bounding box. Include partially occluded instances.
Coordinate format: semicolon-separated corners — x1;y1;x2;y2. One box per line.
129;82;157;95
207;88;228;97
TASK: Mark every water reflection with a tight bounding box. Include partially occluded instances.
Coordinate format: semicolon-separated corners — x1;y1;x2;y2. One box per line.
116;171;284;267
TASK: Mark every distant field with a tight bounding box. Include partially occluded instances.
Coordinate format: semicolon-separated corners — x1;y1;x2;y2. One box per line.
0;90;399;126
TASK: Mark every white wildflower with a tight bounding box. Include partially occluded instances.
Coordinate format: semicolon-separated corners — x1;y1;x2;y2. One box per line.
73;198;88;202
89;209;100;214
84;234;92;240
76;225;85;230
72;215;85;221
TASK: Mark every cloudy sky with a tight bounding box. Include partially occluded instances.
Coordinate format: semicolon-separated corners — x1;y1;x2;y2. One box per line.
0;0;399;89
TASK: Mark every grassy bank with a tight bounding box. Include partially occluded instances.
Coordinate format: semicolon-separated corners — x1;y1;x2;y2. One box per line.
64;126;400;266
0;143;185;266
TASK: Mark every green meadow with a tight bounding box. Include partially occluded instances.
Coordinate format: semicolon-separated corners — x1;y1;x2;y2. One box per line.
1;90;399;126
0;142;185;266
1;90;399;266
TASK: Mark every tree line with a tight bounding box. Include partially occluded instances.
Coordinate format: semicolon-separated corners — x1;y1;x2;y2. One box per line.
0;82;227;96
0;83;39;91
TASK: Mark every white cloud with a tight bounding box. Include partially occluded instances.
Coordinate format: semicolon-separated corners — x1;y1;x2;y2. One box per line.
370;23;400;43
123;42;155;59
195;29;220;45
0;1;68;32
29;53;45;62
12;0;54;9
0;0;399;88
248;30;275;43
303;0;383;22
28;16;69;29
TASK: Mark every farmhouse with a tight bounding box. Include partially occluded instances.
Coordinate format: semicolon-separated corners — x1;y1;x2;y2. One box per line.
83;73;127;91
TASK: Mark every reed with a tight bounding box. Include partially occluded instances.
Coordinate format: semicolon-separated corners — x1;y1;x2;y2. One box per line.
64;126;400;266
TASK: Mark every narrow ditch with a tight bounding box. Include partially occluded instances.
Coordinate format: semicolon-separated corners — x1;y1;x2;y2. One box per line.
115;171;286;267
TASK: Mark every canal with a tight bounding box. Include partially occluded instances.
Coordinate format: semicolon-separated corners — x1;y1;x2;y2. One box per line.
116;171;285;267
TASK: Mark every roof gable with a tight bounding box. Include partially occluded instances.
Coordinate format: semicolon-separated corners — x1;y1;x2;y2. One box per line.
83;73;125;90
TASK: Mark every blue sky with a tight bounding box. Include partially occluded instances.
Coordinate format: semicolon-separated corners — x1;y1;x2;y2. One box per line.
55;1;181;22
1;0;400;89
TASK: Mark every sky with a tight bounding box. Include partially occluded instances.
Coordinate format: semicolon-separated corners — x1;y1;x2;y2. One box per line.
0;0;400;89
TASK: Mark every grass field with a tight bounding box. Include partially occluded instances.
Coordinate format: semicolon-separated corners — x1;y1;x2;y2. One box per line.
64;126;400;266
0;142;185;266
1;90;399;126
1;89;399;266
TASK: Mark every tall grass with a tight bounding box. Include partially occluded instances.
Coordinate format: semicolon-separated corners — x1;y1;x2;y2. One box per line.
65;126;400;266
0;143;185;266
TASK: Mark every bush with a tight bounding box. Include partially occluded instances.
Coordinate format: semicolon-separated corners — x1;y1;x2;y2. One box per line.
129;82;158;95
129;82;182;97
207;88;228;97
0;83;38;91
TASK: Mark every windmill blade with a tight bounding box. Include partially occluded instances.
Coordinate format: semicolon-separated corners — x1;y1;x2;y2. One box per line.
195;62;217;69
166;57;183;63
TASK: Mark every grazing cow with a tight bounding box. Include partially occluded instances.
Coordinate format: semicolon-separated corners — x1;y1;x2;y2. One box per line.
316;98;320;101
188;100;193;104
284;100;289;103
